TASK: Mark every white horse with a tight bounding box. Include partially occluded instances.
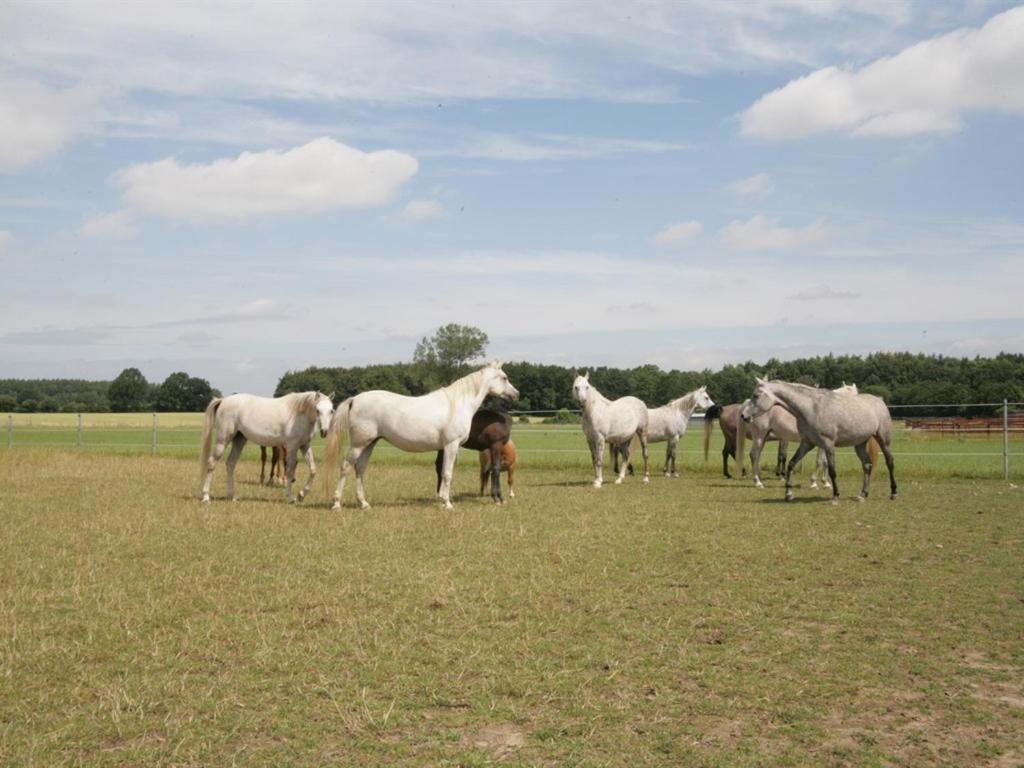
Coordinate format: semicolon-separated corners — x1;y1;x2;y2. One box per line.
573;372;650;488
736;384;861;489
325;361;519;510
741;378;897;504
612;386;714;477
199;391;335;503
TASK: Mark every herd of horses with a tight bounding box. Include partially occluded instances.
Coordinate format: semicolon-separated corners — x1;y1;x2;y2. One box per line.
198;362;897;509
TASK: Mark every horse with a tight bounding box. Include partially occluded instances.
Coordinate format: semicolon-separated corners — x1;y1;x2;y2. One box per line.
612;386;714;477
199;391;335;503
479;440;516;500
259;445;287;486
325;361;519;510
735;384;874;489
703;402;786;479
572;371;649;488
433;408;513;503
741;378;897;504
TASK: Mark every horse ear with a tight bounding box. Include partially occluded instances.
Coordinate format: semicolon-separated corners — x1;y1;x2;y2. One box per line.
326;391;335;401
755;376;766;386
583;371;590;380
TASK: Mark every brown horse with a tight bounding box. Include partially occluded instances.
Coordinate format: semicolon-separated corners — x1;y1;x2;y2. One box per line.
480;440;516;499
435;408;513;503
703;403;785;479
259;445;287;486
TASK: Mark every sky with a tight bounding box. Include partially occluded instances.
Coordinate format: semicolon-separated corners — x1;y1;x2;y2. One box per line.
1;0;1022;395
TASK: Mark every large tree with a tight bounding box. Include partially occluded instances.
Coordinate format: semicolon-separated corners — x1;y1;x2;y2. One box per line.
155;372;216;412
413;323;489;384
108;367;150;412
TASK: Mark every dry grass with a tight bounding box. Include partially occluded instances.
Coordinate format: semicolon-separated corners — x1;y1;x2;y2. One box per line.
0;449;1021;766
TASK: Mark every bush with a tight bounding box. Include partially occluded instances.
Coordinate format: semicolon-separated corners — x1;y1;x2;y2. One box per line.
543;408;581;425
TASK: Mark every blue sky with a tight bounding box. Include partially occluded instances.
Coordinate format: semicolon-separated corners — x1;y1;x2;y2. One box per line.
1;1;1022;394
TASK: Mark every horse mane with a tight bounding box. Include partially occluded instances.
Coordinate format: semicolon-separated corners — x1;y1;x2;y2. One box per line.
285;391;319;418
441;367;490;425
667;389;700;411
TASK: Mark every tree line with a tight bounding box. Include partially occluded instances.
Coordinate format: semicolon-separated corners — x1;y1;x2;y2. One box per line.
0;368;218;413
276;351;1024;417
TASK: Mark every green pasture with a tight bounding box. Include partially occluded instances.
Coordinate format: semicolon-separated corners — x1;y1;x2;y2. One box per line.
3;412;1022;480
1;443;1021;766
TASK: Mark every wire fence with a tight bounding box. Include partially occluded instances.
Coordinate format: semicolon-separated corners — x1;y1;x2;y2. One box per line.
4;401;1023;479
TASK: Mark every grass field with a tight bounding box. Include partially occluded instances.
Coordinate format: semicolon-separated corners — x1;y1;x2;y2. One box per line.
1;434;1021;767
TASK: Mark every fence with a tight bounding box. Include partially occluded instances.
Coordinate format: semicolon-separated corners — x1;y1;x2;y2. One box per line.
3;401;1023;480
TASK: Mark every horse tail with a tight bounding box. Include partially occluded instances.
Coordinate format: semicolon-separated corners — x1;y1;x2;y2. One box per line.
703;404;721;461
868;436;878;476
198;397;223;484
323;397;353;497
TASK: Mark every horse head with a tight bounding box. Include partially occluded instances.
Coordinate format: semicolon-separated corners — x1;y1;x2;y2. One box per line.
315;391;335;438
483;362;519;401
742;380;778;423
572;372;591;405
695;385;715;411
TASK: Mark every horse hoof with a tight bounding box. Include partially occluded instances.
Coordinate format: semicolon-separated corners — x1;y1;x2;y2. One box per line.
297;491;306;502
360;502;371;510
592;481;602;489
890;493;898;501
755;482;764;490
830;497;840;506
331;502;341;511
642;476;650;484
201;495;210;503
614;478;623;485
509;491;515;498
856;495;866;503
809;482;818;489
672;473;680;478
784;493;794;502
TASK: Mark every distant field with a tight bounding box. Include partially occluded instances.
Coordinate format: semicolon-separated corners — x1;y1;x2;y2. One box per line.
0;450;1020;767
3;413;1022;480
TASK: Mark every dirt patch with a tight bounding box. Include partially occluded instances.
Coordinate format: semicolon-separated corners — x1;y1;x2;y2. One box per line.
461;722;526;759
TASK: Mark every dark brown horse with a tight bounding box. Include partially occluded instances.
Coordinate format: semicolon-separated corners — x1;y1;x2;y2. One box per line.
703;403;785;479
435;408;513;503
259;445;287;486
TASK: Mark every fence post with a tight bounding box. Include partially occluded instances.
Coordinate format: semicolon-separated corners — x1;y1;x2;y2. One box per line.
77;413;82;449
1004;399;1010;481
6;414;11;449
152;412;158;456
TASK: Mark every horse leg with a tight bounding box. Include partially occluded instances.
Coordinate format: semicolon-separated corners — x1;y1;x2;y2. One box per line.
489;444;503;503
750;436;764;489
722;438;733;479
354;440;378;510
663;440;671;476
435;450;444;494
283;442;301;503
201;435;230;502
614;441;630;485
296;442;317;502
438;440;460;509
775;441;788;478
824;444;839;505
332;442;364;511
589;434;605;489
478;451;489;496
878;437;897;500
224;433;247;501
611;444;620;476
275;446;287;485
854;441;872;501
260;446;268;485
507;460;515;499
784;440;814;502
639;432;650;484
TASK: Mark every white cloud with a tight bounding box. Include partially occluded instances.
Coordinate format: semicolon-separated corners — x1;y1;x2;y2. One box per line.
721;215;829;250
402;199;443;220
79;210;136;238
0;79;97;170
0;2;945;107
742;6;1024;139
652;220;703;245
0;230;11;249
787;284;860;301
726;173;774;197
113;137;418;222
